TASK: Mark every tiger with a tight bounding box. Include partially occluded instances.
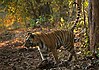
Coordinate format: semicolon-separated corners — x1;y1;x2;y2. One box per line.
24;2;80;64
24;30;76;63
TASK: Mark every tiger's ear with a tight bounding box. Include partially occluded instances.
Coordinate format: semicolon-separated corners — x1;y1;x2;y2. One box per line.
28;32;35;38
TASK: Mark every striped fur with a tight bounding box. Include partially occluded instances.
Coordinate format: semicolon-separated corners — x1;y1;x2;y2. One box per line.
71;2;80;31
24;30;76;63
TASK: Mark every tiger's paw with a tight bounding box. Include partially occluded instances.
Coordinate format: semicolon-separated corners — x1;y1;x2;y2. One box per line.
58;60;69;67
36;59;55;69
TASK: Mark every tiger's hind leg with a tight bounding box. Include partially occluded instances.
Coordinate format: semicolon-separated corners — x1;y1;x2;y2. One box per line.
51;48;60;64
64;45;77;61
72;49;77;61
68;49;77;61
69;45;77;61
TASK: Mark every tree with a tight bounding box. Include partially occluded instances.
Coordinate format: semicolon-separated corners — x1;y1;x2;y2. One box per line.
89;0;99;58
93;0;99;47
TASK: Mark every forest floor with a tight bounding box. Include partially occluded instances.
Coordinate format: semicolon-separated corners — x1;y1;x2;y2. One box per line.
0;28;99;70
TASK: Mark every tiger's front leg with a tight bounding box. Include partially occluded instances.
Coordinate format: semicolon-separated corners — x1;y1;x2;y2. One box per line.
67;46;77;61
51;47;60;64
38;43;50;60
37;44;55;69
37;46;45;60
69;49;77;61
64;44;77;62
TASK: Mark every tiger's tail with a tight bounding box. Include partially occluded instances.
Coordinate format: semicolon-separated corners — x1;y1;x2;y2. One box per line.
71;2;81;31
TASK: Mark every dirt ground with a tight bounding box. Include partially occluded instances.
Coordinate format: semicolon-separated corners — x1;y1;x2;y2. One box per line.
0;28;99;70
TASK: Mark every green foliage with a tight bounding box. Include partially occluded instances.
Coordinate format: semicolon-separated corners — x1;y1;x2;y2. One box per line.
29;19;36;27
29;16;47;27
96;49;99;57
48;15;54;23
84;51;92;56
0;0;89;33
37;16;47;23
0;0;75;24
84;1;88;8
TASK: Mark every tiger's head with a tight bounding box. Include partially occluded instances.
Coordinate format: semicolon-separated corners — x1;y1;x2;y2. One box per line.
24;32;40;48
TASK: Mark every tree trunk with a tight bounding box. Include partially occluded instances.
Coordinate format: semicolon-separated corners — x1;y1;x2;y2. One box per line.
91;0;99;58
93;0;99;47
88;0;92;51
89;0;95;54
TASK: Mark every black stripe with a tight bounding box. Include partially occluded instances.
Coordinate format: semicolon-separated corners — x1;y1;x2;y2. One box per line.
78;11;80;14
78;14;80;16
76;17;79;19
